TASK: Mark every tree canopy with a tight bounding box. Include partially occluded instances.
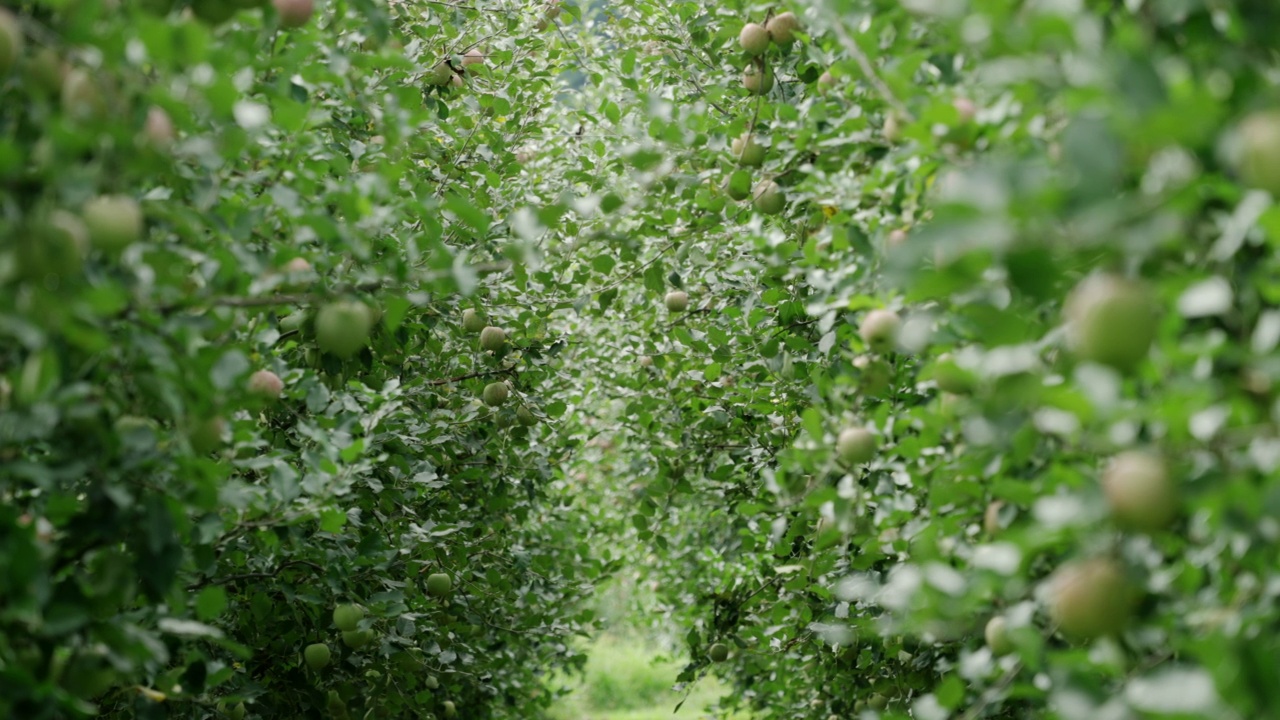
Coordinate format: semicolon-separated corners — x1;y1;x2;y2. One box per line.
3;0;1280;719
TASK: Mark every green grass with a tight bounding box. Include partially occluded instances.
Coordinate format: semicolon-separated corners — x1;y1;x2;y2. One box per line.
545;633;744;720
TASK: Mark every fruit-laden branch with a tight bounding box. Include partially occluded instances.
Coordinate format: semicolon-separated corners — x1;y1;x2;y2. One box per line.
427;364;518;386
186;558;326;590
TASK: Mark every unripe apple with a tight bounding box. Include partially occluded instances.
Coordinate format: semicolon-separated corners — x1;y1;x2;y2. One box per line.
463;48;484;66
731;133;765;167
765;12;800;44
708;642;729;662
752;180;785;214
835;427;876;465
1063;274;1155;372
342;629;374;650
886;228;908;248
984;616;1013;656
26;47;68;98
859;309;900;353
315;300;374;358
462;308;485;333
724;172;752;201
953;97;977;123
482;382;508;406
273;0;313;27
480;326;506;352
188;416;226;454
516;406;537;426
739;23;770;54
227;701;247;720
247;369;284;399
853;355;891;397
143;106;176;148
429;63;453;86
1231;110;1280;196
0;9;21;76
639;355;654;367
83;195;143;253
191;0;238;23
1101;450;1177;532
443;700;457;718
450;74;464;88
1046;557;1134;640
333;604;364;632
20;210;88;282
818;70;835;89
303;643;331;670
665;290;689;312
743;65;774;95
426;572;453;597
425;675;440;690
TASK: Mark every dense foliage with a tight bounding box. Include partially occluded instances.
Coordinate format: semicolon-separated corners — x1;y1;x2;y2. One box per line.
4;0;1280;718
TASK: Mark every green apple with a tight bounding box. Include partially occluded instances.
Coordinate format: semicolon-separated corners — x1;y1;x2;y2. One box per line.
303;642;331;670
228;701;247;720
462;308;486;333
443;700;457;718
1047;557;1134;640
984;616;1013;656
1101;450;1177;532
853;355;891;397
480;326;506;352
247;369;283;399
859;309;900;354
342;629;375;650
482;382;508;406
429;63;453;86
191;0;238;24
752;181;785;214
426;572;452;597
766;12;800;43
1064;274;1155;373
743;64;773;95
273;0;313;27
463;49;485;66
639;355;654;367
188;416;226;454
26;47;67;98
835;427;876;465
20;210;88;283
817;70;835;89
516;406;537;426
708;642;729;662
333;604;364;632
0;9;20;76
665;290;689;312
315;300;374;358
739;23;769;54
1231;109;1280;196
425;675;440;690
731;133;766;167
83;195;143;253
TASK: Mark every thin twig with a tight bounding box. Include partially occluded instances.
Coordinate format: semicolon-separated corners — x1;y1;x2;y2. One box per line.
826;11;914;122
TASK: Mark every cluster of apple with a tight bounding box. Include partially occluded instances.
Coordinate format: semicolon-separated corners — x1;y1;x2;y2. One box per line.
290;582;458;720
460;308;540;427
725;11;801;218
